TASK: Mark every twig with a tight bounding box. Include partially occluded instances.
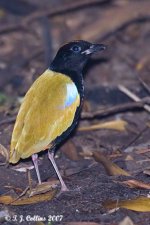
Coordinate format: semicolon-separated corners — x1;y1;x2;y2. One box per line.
81;101;146;119
137;74;150;95
118;85;150;150
0;23;25;35
118;85;150;113
10;186;29;204
27;169;32;193
118;85;142;102
121;126;149;150
0;116;16;126
135;56;150;95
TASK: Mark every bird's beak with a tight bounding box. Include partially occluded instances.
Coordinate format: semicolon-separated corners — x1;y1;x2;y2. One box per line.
81;44;106;55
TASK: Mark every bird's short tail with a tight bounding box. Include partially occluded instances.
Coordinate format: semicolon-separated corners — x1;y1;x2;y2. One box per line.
9;149;20;164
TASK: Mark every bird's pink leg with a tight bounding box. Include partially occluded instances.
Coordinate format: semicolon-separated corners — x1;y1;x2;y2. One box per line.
48;151;69;192
32;154;41;184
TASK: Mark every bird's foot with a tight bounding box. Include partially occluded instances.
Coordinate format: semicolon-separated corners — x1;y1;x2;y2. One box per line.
61;186;70;192
56;185;81;198
55;185;69;198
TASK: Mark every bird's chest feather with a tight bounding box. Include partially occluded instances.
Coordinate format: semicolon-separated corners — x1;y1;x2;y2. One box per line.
62;83;79;109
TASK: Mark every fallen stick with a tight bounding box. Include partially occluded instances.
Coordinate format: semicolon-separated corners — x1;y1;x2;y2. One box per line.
81;101;146;119
118;85;150;113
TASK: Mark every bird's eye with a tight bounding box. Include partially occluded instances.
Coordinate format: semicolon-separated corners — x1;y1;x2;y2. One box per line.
71;45;81;53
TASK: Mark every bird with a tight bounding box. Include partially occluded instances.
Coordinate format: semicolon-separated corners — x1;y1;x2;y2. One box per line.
9;40;106;192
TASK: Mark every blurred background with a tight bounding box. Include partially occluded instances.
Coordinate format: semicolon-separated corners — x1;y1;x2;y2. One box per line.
0;0;149;98
0;0;150;224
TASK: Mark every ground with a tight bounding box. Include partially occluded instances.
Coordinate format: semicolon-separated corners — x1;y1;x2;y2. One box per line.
0;0;150;225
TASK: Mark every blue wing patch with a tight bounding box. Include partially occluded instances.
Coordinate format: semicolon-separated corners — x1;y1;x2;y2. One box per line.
64;83;78;107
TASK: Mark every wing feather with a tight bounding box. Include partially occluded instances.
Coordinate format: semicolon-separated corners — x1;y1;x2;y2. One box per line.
10;70;80;163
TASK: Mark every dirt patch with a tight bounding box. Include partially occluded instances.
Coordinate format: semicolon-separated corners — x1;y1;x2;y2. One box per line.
0;0;150;225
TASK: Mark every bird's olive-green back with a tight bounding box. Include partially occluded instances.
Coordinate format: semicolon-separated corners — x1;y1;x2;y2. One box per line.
10;69;80;163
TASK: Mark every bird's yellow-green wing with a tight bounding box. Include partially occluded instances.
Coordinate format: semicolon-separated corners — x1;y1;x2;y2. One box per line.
10;69;80;163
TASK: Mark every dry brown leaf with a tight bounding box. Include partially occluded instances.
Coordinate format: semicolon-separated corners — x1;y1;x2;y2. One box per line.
0;195;14;205
78;120;127;132
136;55;149;71
0;143;9;163
79;147;93;158
125;155;134;161
119;216;134;225
103;196;150;212
4;185;23;194
28;181;59;197
0;190;56;205
143;169;150;176
12;163;34;172
61;140;80;161
82;100;92;112
120;179;150;189
136;148;150;154
93;151;130;176
109;153;122;159
36;222;45;225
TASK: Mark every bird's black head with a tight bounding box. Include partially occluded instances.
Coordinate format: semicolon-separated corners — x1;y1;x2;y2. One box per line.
50;40;106;74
